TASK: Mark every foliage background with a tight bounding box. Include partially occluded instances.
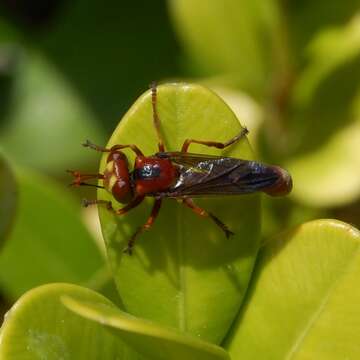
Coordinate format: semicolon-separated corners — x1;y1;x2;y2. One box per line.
0;0;183;311
0;0;359;358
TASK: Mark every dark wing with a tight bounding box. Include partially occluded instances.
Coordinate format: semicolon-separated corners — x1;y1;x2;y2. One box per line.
156;152;280;197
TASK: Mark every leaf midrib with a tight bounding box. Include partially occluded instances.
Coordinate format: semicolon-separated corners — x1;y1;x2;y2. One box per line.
174;88;187;332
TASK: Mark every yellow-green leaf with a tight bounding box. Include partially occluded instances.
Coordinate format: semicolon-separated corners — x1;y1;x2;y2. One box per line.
0;283;135;359
63;295;230;360
225;219;360;359
98;83;261;343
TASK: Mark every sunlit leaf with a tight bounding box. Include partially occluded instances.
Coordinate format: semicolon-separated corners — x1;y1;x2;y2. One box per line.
0;283;136;359
98;83;261;343
225;219;360;359
207;86;264;151
64;295;230;360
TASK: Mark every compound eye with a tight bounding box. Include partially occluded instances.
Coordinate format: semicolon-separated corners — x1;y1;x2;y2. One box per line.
103;153;132;204
112;178;132;204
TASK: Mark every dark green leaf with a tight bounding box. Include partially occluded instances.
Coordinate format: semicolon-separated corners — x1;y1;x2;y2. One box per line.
0;167;105;300
0;154;17;248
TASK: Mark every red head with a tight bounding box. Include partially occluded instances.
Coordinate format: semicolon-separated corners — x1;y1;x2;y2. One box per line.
103;150;133;204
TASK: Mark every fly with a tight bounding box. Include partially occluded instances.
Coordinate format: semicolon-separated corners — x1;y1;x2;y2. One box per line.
68;83;292;254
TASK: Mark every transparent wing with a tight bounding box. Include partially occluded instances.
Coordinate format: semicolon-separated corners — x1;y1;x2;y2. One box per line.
156;152;279;197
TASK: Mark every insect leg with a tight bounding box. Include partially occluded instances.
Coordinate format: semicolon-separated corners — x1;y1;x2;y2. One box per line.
82;196;144;214
82;199;115;212
83;140;144;157
181;127;248;153
82;140;109;152
123;198;162;255
67;170;104;188
111;144;144;156
150;82;165;152
182;198;234;238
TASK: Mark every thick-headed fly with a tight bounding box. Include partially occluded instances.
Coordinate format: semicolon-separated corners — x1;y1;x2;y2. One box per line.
68;83;292;254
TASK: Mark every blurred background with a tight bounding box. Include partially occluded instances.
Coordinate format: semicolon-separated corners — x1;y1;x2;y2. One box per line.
0;0;359;314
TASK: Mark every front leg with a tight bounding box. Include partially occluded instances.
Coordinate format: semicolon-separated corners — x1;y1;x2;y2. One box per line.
82;196;144;215
83;140;144;157
83;196;161;255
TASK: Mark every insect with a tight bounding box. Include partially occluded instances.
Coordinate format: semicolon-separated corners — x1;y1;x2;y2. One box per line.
68;83;292;254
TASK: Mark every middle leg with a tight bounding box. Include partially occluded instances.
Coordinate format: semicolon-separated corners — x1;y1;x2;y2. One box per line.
181;127;248;153
182;198;234;238
123;198;162;255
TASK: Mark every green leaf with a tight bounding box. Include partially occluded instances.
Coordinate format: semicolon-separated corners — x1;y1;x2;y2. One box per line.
286;16;360;206
63;295;230;360
0;283;135;359
168;0;289;97
0;167;105;300
98;83;261;343
207;86;264;151
0;154;17;248
225;219;360;359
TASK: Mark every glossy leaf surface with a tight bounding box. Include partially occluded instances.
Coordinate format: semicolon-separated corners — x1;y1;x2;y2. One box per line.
98;83;261;343
225;219;360;359
0;283;133;359
64;295;229;360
